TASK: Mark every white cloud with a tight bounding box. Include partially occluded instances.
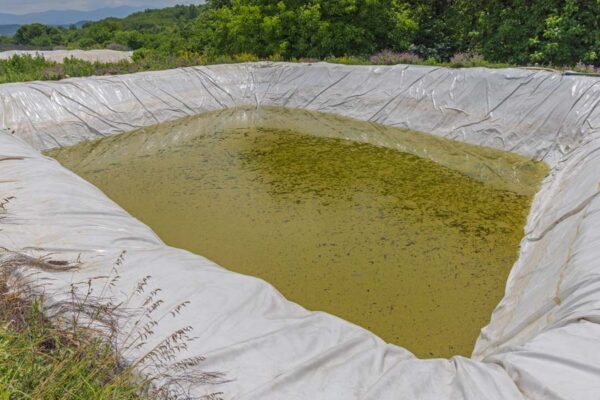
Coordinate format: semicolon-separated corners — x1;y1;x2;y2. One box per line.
0;0;204;15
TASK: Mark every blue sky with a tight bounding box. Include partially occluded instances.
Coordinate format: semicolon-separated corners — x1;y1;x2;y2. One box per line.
0;1;204;14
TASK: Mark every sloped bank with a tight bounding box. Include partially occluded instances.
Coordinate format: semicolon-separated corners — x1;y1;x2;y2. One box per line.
1;62;599;399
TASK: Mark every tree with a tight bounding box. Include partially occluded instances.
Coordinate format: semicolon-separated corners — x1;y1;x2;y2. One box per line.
14;24;62;47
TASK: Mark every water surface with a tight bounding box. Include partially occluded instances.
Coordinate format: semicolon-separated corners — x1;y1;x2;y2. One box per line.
48;107;548;358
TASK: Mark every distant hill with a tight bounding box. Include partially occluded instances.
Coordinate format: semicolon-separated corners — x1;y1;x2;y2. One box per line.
0;25;20;37
0;6;144;27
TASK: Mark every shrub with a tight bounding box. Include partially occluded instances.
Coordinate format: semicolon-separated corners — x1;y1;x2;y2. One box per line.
573;61;600;74
107;42;131;51
298;57;320;63
324;55;369;65
369;50;423;65
233;53;259;62
0;54;50;83
206;54;234;64
176;51;208;67
63;57;96;77
267;53;285;62
449;52;486;68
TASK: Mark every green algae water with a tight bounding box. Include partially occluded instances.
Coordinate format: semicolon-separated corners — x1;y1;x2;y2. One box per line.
47;107;548;358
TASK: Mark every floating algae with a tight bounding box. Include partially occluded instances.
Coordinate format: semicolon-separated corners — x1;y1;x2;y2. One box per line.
47;107;548;358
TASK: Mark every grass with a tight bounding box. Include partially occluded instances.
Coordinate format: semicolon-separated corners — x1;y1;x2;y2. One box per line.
0;51;261;84
2;48;594;85
0;194;225;400
0;251;226;399
0;253;150;399
0;300;148;399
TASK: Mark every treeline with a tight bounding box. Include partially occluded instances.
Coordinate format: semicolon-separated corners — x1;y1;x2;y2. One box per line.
4;5;202;52
4;0;600;67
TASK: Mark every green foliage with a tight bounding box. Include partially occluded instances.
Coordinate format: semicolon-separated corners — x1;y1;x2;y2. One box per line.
0;275;148;399
0;55;54;83
193;0;420;59
440;0;600;66
3;0;600;79
0;53;207;84
0;319;147;399
325;55;369;65
13;23;63;48
527;0;600;65
0;248;226;399
63;57;96;77
0;52;265;84
195;0;599;66
10;5;204;52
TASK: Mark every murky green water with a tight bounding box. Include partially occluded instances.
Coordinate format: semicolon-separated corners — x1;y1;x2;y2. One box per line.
47;107;548;358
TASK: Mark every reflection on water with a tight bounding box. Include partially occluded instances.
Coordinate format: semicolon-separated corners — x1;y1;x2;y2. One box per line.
48;107;548;358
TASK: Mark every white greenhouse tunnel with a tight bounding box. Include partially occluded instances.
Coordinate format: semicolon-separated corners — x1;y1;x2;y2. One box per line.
1;62;600;399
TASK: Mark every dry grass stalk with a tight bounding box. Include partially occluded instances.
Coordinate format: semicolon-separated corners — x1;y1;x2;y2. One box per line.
0;197;227;399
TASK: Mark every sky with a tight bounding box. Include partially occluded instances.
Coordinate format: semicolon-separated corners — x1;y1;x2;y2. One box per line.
0;0;204;15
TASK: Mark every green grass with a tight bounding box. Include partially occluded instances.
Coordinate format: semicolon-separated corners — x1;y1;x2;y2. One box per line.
0;244;225;399
1;49;594;86
0;273;150;399
0;51;538;85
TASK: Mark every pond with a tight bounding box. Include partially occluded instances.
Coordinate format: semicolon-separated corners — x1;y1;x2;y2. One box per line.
47;106;548;358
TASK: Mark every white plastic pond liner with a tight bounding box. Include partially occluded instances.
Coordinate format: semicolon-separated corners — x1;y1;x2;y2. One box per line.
0;49;133;63
1;62;599;399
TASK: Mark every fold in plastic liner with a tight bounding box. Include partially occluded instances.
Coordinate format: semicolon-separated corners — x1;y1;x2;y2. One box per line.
1;62;600;399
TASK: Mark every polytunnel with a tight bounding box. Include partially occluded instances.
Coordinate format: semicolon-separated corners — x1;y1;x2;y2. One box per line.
1;62;600;399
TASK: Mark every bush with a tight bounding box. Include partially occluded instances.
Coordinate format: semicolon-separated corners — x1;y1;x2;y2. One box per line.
175;51;208;67
0;55;50;83
107;42;131;51
267;53;285;62
63;57;97;77
298;57;320;63
233;53;259;62
6;1;600;70
205;54;234;64
448;52;486;68
369;50;423;65
324;55;369;65
573;62;600;74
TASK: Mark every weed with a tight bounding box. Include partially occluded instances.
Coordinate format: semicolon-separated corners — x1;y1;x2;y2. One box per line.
0;197;225;399
369;50;423;65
